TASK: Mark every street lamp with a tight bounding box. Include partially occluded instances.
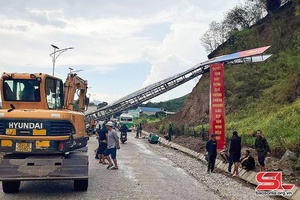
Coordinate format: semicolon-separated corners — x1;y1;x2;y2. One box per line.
68;67;83;74
50;44;74;76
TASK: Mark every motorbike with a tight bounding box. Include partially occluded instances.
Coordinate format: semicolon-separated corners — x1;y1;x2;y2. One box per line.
120;132;127;143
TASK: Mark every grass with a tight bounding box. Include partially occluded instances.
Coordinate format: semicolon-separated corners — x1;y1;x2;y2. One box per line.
134;114;164;126
226;98;300;152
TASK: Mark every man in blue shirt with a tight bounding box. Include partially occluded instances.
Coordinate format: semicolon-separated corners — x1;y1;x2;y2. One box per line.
97;125;108;164
120;124;128;134
206;133;217;174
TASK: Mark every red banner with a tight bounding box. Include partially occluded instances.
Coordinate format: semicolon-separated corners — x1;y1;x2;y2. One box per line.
209;63;226;150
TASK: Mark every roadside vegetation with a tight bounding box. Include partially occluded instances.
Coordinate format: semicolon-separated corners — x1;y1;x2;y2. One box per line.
134;113;165;126
142;95;187;112
134;96;187;127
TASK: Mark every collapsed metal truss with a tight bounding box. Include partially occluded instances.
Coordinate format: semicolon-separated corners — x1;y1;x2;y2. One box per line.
85;53;271;120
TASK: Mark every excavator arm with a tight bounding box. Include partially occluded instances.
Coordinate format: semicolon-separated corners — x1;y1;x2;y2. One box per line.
63;73;88;111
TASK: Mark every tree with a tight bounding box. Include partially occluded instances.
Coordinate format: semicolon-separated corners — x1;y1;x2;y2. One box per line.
224;1;266;31
244;0;266;23
266;0;281;13
225;6;251;30
155;111;166;119
201;0;266;53
201;21;229;53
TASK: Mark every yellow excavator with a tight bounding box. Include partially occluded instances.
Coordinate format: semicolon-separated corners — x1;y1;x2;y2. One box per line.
0;71;89;193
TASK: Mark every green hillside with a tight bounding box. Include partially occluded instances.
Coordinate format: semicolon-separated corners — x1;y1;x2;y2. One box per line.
207;1;300;153
146;1;300;154
142;95;187;112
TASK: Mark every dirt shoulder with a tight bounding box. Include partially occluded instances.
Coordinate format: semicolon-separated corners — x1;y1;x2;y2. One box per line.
145;127;300;187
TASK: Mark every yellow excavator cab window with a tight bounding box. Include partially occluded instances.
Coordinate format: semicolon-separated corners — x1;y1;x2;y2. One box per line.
3;79;41;102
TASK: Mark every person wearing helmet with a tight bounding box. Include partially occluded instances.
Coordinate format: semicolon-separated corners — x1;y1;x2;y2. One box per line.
104;121;120;170
206;133;217;174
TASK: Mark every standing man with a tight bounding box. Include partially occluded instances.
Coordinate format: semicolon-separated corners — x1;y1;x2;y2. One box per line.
229;131;241;177
97;124;108;164
168;124;173;141
135;123;140;138
255;130;270;171
104;121;120;170
112;121;116;130
206;133;217;174
139;123;143;137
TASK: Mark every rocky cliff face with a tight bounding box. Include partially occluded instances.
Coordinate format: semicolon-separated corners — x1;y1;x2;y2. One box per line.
166;74;210;126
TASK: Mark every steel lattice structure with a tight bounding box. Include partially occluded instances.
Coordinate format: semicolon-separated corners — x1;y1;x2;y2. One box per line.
85;46;272;120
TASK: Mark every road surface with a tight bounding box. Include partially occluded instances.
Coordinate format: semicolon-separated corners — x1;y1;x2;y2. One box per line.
0;132;222;200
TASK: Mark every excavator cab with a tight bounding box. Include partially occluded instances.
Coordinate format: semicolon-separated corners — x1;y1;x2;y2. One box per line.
1;73;63;110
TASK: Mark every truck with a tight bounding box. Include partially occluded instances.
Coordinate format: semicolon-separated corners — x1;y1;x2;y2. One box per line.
0;71;89;193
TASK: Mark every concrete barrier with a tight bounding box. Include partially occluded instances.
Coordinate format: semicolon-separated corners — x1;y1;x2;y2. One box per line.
288;187;300;200
238;169;247;177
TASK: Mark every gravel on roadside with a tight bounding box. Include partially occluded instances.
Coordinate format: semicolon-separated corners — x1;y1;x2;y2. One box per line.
146;141;283;200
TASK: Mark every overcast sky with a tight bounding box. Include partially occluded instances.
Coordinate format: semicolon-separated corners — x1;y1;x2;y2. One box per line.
0;0;243;104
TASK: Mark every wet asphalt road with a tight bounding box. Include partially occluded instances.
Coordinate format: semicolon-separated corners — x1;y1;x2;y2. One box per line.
0;132;221;200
